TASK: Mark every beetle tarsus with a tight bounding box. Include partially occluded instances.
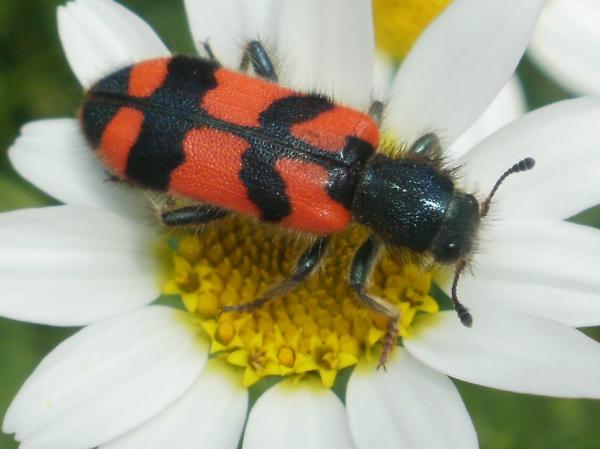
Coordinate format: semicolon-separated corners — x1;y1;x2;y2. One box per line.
161;205;229;226
350;236;401;367
377;317;399;370
222;236;330;312
368;100;384;125
240;40;278;81
457;304;473;327
201;40;217;62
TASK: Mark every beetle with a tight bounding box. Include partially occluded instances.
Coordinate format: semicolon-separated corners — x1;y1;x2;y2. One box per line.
80;40;534;366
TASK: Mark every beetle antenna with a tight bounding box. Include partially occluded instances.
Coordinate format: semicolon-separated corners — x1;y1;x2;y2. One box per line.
452;259;472;327
480;157;535;217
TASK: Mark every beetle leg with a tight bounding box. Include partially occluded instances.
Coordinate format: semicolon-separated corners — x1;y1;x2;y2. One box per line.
239;40;278;82
104;173;138;188
222;236;330;312
105;173;121;183
408;132;443;162
349;235;400;370
368;100;384;126
201;40;218;63
161;205;229;226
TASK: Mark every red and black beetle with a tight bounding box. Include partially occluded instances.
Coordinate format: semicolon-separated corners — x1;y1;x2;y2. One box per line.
80;41;534;366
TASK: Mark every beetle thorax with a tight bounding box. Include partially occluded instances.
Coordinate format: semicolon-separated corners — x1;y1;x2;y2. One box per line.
352;154;479;262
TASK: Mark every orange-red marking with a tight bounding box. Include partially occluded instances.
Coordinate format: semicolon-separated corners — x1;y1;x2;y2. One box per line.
276;158;351;233
99;107;144;175
291;106;379;153
128;58;170;98
201;69;293;127
170;127;261;217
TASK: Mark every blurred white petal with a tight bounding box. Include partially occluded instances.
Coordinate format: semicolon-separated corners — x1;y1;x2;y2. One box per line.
277;0;374;108
386;0;544;146
371;52;395;103
58;0;170;88
459;97;600;220
4;306;208;449
405;309;600;397
347;349;478;449
185;0;280;69
243;379;355;449
101;363;246;449
458;219;600;327
447;76;526;160
8;119;147;220
530;0;600;95
0;206;159;326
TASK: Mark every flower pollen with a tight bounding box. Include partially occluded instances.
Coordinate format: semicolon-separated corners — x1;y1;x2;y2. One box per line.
162;216;438;388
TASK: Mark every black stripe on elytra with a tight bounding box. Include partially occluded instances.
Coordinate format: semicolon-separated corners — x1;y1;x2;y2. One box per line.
125;56;218;190
81;67;131;148
327;136;375;209
240;141;291;222
86;91;347;167
241;94;374;222
80;100;122;149
259;94;334;129
89;65;131;96
147;55;219;116
237;95;334;221
124;108;188;190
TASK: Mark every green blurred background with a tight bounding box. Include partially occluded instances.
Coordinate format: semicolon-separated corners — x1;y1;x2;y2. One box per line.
1;1;600;448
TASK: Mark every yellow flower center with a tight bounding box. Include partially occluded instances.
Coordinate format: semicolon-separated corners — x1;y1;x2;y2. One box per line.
162;216;439;388
175;270;200;293
373;0;452;60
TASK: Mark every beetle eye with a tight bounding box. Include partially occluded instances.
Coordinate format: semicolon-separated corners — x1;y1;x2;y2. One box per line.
441;241;461;261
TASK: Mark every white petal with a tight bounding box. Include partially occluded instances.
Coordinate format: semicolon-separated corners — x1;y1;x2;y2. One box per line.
101;362;247;449
8;119;147;219
243;379;355;449
58;0;170;88
386;0;544;146
372;52;395;103
277;0;374;108
447;76;526;160
529;0;600;95
3;306;208;449
458;219;600;327
459;97;600;220
347;349;478;449
0;206;159;326
185;0;280;69
405;309;600;398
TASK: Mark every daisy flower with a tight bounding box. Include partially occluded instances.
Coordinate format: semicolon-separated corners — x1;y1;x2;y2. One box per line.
530;0;600;95
3;0;600;448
